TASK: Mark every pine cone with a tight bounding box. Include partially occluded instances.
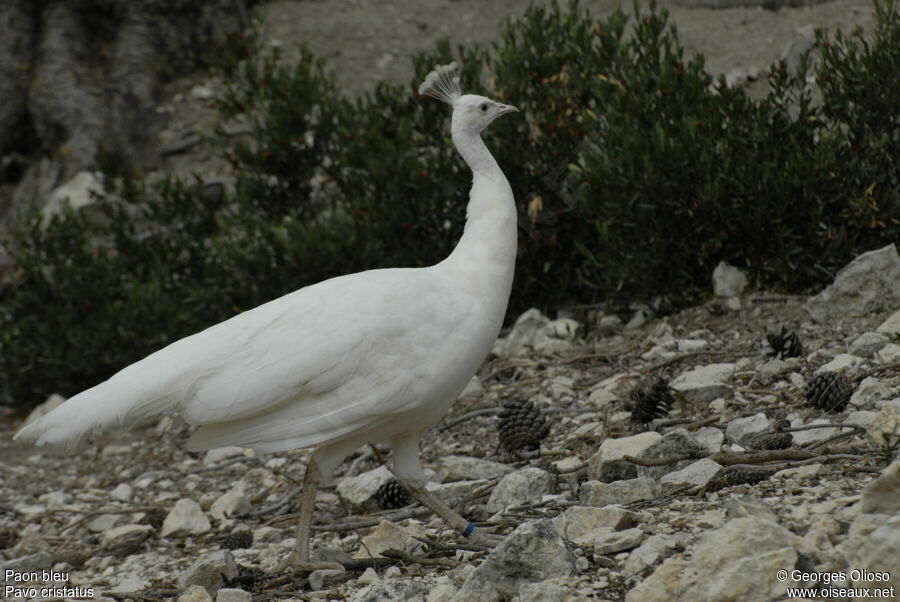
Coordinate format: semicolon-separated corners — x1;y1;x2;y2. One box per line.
741;419;793;450
630;377;675;425
705;465;775;493
767;326;804;360
375;479;413;510
497;399;550;454
227;564;266;592
54;544;90;568
0;528;19;550
221;530;254;550
141;507;168;529
806;371;854;412
742;431;792;450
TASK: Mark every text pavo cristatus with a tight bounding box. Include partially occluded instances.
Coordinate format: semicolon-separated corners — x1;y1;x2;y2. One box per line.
14;62;518;569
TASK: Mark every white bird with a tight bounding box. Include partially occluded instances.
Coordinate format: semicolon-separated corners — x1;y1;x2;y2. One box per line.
14;62;519;570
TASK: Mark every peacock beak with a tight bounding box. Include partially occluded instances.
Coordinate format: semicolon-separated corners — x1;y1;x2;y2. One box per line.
498;104;519;115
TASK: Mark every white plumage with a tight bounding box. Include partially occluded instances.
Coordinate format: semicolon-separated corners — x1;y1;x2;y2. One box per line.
15;62;518;566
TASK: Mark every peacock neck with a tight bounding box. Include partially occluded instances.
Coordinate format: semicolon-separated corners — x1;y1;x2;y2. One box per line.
452;125;501;185
438;124;518;321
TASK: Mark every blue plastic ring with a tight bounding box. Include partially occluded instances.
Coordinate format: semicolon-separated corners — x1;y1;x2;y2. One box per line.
462;522;476;537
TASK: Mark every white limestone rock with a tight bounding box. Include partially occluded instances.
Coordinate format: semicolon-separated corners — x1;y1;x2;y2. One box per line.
807;244;900;323
178;585;213;602
351;580;430;602
860;459;900;515
712;261;748;297
693;426;725;453
866;398;900;446
587;385;617;409
671;363;735;403
178;551;238;595
41;171;104;223
588;431;662;482
817;353;863;375
875;308;900;336
216;589;252;602
876;343;900;364
203;446;247;465
109;483;133;503
791;418;839;446
623;534;674;576
659;458;722;493
308;568;346;591
461;375;484;398
849;377;892;409
426;479;489;503
835;513;900;593
486;467;554;514
438;456;515;483
210;483;251;521
336;465;394;509
579;477;657;508
849;332;890;357
352;520;426;559
551;505;640;545
844;410;879;428
518;579;578;602
593;527;645;555
636;429;709;480
675;518;800;601
625;557;688;602
162;498;211;537
725;413;770;444
492;309;579;356
452;520;575;601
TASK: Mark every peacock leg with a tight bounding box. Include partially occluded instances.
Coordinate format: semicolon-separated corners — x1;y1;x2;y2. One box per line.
280;457;344;572
398;479;505;548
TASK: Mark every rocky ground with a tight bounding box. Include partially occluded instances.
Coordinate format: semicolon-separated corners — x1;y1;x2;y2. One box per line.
3;1;900;601
2;244;900;601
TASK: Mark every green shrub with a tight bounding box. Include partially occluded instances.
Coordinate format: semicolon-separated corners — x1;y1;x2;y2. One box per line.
816;0;900;240
573;4;834;297
2;0;899;411
487;1;627;312
572;0;899;301
322;42;488;270
0;46;353;410
216;43;342;219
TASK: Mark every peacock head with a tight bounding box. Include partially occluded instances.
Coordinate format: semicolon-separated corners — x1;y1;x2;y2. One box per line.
418;62;517;133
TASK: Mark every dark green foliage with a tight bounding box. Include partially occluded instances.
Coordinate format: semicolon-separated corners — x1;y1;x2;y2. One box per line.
324;42;488;270
0;48;357;410
2;1;900;412
487;2;628;311
576;5;825;297
216;44;342;219
573;1;899;300
815;0;900;245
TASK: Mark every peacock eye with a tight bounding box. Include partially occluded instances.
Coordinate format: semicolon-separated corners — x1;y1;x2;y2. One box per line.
480;103;489;112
